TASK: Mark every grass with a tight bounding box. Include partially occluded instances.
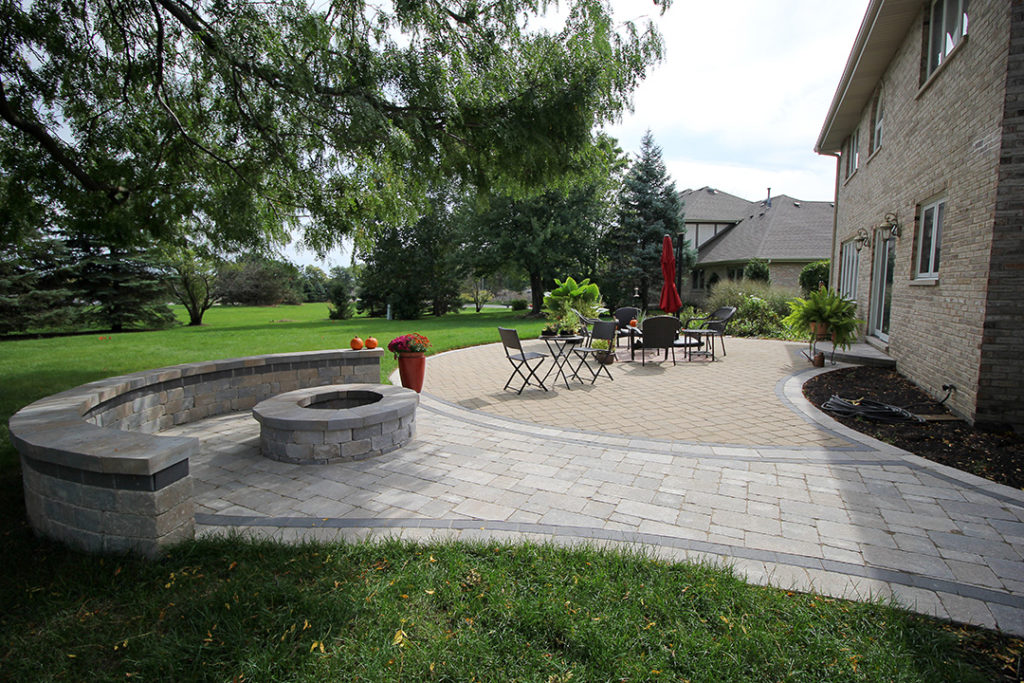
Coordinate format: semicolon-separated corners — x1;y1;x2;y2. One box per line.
1;305;1021;681
1;528;1018;682
0;304;544;473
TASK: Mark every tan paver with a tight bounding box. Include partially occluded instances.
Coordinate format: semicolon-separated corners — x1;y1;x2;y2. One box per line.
423;337;849;447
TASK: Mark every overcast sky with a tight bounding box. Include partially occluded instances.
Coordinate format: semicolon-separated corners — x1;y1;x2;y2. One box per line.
287;0;870;268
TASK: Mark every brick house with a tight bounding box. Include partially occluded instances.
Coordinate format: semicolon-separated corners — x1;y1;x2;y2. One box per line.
815;0;1023;429
679;187;833;300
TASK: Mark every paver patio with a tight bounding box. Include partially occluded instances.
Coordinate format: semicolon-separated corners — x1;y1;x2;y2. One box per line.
170;337;1024;636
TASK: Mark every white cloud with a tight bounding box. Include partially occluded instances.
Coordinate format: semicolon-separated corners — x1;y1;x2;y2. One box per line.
604;0;869;200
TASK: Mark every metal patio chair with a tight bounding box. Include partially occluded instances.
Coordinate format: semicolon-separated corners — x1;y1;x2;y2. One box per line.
498;327;548;394
570;320;617;384
685;306;737;356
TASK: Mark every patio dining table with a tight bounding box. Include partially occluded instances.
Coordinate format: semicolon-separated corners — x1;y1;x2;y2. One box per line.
539;334;584;389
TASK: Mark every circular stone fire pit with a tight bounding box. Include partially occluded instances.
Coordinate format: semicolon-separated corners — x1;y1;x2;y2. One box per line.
252;384;418;464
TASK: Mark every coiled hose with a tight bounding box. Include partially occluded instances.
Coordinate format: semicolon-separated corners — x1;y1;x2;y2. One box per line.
821;395;924;424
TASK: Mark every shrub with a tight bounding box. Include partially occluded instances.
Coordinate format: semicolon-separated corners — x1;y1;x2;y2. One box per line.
704;280;799;339
705;280;795;319
730;296;786;338
510;298;529;311
743;258;771;283
798;260;831;294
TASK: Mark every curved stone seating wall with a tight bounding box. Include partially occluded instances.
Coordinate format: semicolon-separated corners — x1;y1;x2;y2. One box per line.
9;349;383;557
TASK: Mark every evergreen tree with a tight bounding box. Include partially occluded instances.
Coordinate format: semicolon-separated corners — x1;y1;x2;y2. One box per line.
0;234;76;334
62;232;177;332
605;131;692;311
327;267;356;320
299;266;330;303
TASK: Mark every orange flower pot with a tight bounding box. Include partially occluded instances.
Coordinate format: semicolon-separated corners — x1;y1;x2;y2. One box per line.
397;352;426;393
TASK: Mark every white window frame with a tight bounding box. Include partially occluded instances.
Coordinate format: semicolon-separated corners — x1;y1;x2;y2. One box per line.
927;0;969;78
844;129;859;179
916;198;945;279
870;91;883;155
839;240;859;300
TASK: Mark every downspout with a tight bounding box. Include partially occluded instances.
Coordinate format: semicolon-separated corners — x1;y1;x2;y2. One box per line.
824;152;841;290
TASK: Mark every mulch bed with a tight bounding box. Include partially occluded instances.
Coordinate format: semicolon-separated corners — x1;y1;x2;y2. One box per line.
803;365;1024;490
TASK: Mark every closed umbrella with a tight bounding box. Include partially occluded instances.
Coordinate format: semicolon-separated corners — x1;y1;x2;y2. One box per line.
659;234;683;314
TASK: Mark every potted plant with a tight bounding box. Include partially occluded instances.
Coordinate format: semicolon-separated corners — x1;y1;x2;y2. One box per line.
782;286;861;352
542;276;603;338
388;333;430;392
541;322;559;337
590;338;615;364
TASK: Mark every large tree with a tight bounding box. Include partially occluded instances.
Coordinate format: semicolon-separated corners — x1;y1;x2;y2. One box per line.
462;164;618;314
357;197;465;319
1;0;668;251
604;130;690;311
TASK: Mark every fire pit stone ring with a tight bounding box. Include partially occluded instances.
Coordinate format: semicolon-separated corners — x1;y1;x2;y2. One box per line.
252;383;418;464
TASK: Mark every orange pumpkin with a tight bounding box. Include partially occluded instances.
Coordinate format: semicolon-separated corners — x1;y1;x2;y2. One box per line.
365;337;379;349
350;336;364;350
629;319;638;327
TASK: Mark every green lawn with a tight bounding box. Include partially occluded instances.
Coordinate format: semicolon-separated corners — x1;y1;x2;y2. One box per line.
0;304;544;473
0;306;1020;681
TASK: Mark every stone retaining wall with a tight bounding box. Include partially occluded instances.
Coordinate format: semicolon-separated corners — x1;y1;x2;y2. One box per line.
9;349;383;557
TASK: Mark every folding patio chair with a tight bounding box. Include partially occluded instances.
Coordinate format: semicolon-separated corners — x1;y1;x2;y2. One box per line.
498;327;548;394
570;320;617;384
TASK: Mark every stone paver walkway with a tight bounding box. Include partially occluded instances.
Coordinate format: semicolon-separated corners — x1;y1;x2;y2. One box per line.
168;339;1024;636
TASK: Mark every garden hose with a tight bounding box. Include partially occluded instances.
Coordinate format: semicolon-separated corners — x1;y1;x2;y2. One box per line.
821;395;924;424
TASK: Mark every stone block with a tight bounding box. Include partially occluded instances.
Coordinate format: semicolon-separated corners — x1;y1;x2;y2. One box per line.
103;510;157;538
323;429;354;445
353;423;382;440
342;438;372;459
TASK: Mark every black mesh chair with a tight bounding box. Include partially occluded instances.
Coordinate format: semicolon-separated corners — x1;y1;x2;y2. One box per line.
612;306;641;350
571;307;603;345
570;321;617;384
498;327;548;394
638;315;701;366
685;306;737;356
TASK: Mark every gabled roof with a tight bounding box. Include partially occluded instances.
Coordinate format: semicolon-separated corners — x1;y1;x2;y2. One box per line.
816;0;921;154
697;195;834;265
679;187;757;223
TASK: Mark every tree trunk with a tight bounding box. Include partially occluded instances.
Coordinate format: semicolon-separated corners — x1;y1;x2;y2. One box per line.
529;271;545;315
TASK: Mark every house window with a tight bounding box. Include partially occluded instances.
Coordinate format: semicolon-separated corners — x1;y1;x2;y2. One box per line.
927;0;969;78
691;269;705;290
869;92;883;155
844;129;859;179
916;198;945;278
839;240;859;299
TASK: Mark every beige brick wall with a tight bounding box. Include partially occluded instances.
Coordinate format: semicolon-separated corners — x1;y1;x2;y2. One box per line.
831;0;1012;425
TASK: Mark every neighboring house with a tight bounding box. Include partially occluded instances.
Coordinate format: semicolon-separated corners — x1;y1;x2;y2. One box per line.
679;187;833;300
815;0;1023;430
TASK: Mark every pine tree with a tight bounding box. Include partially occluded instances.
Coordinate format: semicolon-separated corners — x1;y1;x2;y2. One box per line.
62;232;177;332
605;131;692;311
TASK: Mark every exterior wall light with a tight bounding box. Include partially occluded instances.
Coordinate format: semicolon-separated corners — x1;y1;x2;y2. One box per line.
853;227;871;251
880;212;900;238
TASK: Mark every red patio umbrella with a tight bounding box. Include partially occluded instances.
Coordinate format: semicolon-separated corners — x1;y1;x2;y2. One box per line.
659;234;683;314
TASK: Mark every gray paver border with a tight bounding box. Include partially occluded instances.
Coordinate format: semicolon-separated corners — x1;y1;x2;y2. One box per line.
195;513;1024;610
